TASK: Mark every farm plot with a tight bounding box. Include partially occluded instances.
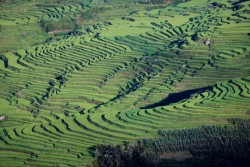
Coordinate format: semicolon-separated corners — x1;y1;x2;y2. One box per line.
0;0;250;166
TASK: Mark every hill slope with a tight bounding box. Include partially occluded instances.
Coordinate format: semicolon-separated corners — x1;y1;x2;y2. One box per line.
0;0;250;166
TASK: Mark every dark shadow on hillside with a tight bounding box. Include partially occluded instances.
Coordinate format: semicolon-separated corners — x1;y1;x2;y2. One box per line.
141;86;212;109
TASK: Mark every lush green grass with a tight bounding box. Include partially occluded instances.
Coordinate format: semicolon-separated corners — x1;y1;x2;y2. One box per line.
0;0;250;166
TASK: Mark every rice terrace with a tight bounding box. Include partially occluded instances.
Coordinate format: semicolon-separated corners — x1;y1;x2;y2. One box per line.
0;0;250;166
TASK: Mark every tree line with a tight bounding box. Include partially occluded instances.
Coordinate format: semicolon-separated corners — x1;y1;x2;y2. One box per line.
94;118;250;167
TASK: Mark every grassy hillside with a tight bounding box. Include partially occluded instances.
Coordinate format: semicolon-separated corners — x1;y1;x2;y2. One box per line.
0;0;250;166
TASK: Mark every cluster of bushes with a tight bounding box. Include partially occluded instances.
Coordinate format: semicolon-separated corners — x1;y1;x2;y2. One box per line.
169;38;189;48
40;16;78;32
94;118;250;167
191;32;199;41
94;142;157;167
121;17;135;22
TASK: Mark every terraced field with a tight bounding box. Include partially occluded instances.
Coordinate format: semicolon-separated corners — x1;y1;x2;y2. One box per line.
0;0;250;166
0;1;89;23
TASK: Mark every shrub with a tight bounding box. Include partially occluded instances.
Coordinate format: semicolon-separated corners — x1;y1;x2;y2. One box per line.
191;33;199;41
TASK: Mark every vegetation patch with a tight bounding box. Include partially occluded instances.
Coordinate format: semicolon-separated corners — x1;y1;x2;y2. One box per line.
95;119;250;167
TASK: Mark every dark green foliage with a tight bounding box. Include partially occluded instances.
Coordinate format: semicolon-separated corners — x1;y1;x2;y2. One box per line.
211;2;225;8
40;16;76;32
94;32;100;38
95;145;125;167
169;38;189;49
191;33;199;41
48;80;56;87
67;30;84;36
151;22;164;28
150;0;165;4
95;142;158;167
232;0;249;6
143;119;250;164
0;55;8;68
129;10;138;15
121;17;135;22
56;75;67;88
95;119;250;167
232;4;244;11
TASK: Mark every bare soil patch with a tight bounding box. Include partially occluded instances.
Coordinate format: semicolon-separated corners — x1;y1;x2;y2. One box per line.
0;116;6;121
160;151;193;161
